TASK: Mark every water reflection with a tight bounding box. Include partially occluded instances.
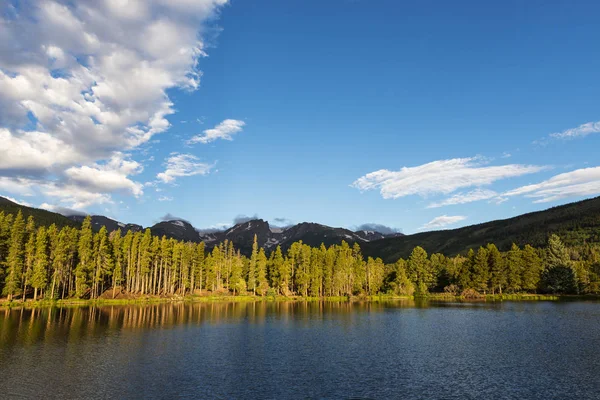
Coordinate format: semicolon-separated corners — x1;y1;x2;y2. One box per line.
2;300;600;399
0;298;594;348
1;299;465;345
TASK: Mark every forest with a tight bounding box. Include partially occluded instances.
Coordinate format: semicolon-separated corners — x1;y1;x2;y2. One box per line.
1;210;599;302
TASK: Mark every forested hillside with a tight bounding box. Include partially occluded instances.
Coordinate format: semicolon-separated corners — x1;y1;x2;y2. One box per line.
0;197;78;229
1;210;599;302
363;196;600;263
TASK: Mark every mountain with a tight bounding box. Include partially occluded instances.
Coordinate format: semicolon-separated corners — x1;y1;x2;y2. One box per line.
353;230;404;241
200;220;403;255
4;194;600;264
150;220;201;242
362;196;600;263
0;196;78;228
68;215;143;233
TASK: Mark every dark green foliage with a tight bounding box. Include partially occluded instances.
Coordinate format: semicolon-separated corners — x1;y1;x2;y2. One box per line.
540;265;578;294
0;197;78;229
363;196;600;263
0;208;599;300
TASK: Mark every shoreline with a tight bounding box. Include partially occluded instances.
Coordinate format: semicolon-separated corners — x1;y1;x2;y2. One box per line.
1;293;597;309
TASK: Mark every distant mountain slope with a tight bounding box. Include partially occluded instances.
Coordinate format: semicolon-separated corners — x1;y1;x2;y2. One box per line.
4;195;600;264
68;215;143;233
362;196;600;263
202;220;405;255
150;220;200;242
0;197;78;229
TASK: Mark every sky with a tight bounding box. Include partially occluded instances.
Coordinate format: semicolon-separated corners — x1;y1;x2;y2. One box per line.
1;0;599;234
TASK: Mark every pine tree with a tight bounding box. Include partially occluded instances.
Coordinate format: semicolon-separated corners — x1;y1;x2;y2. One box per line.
256;248;269;295
506;243;523;293
31;226;49;300
472;247;489;294
229;252;245;295
76;216;94;298
541;235;577;294
392;258;414;295
22;216;36;300
248;235;258;295
521;244;542;292
457;249;474;290
3;211;25;300
0;212;13;290
94;226;114;297
111;230;123;298
487;243;506;295
407;246;431;295
546;234;571;269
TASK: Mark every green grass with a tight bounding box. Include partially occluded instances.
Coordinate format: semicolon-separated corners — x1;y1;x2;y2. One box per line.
3;292;597;309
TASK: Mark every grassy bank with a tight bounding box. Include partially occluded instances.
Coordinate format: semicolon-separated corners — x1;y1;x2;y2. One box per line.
1;293;598;309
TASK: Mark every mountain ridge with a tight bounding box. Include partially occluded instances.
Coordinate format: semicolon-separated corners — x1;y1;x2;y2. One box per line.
2;195;600;262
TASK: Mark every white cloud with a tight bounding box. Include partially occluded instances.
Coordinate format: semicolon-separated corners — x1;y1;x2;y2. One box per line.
550;121;600;140
0;177;36;196
158;196;173;202
39;203;87;217
427;188;499;208
420;215;467;230
0;0;228;208
64;153;144;197
157;153;214;183
187;119;245;144
39;183;113;210
352;157;546;200
504;166;600;203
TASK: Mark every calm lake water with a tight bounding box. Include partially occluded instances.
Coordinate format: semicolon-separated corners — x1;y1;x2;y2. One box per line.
1;300;600;399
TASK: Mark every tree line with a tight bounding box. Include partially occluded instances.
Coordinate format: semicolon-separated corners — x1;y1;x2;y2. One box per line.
1;211;599;301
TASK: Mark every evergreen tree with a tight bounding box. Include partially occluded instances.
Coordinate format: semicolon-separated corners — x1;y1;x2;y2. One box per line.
229;252;245;295
256;248;269;295
248;235;258;295
541;235;577;294
76;216;94;298
407;246;431;295
31;226;49;300
472;247;489;293
546;234;571;269
3;211;25;300
506;243;523;293
487;243;506;295
457;249;474;290
521;244;542;292
22;216;36;300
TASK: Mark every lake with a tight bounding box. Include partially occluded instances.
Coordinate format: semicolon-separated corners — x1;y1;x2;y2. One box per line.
1;300;599;399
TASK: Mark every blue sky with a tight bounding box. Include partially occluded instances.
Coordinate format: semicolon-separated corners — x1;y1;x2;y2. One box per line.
0;0;599;234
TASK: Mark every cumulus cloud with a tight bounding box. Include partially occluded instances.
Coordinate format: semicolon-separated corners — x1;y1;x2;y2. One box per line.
272;217;294;228
159;213;189;223
0;0;228;208
0;177;36;196
233;214;259;224
187;119;246;144
197;223;230;234
550;121;600;140
427;188;499;208
157;153;215;183
352;157;546;200
420;215;467;231
354;223;401;234
504;166;600;203
64;153;144;197
40;203;87;217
